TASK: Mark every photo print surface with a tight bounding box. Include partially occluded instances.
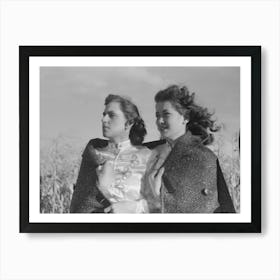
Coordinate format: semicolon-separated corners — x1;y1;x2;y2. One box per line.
40;66;240;215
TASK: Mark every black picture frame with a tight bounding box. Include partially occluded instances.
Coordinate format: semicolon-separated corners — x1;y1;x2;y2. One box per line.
20;46;261;233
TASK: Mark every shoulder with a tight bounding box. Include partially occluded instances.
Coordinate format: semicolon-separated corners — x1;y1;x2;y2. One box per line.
133;144;153;158
134;139;166;159
190;145;217;165
87;138;108;149
82;138;108;162
176;137;217;163
193;143;217;161
143;139;168;157
143;139;166;150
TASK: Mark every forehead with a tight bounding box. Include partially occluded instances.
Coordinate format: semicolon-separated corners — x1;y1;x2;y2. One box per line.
155;101;177;112
104;101;122;112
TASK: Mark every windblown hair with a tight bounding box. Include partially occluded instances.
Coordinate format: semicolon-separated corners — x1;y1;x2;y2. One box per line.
104;94;147;145
154;85;220;145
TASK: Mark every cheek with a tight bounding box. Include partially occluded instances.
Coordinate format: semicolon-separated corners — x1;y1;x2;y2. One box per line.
175;114;184;123
114;118;126;129
169;117;181;129
166;117;174;126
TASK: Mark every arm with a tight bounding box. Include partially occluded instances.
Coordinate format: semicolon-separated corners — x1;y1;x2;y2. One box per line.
70;141;110;213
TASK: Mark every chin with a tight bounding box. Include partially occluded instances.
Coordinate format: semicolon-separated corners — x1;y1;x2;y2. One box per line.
102;131;110;138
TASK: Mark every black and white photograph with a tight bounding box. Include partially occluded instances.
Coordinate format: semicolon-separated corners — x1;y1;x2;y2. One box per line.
41;67;239;215
20;46;260;232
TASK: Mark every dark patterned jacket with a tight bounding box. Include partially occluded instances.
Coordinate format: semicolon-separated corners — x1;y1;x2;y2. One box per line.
144;132;236;213
70;139;110;213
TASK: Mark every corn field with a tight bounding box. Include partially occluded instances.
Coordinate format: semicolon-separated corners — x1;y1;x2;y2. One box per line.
40;134;240;213
40;137;82;213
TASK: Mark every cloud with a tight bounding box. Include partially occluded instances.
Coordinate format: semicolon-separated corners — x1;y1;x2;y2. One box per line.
116;67;164;86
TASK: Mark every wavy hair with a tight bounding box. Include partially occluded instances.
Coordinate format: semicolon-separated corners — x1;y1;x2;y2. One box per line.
104;94;147;145
154;85;220;145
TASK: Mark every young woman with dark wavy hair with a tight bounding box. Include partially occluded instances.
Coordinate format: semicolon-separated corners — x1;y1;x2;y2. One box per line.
70;94;153;213
145;85;236;213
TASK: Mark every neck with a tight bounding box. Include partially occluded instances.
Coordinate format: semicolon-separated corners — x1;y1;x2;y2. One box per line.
109;135;130;144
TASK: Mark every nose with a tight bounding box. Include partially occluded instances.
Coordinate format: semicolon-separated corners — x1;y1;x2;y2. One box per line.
102;114;109;123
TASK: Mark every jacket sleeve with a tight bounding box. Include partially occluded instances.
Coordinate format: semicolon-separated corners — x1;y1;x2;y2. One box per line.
70;140;110;213
215;159;236;213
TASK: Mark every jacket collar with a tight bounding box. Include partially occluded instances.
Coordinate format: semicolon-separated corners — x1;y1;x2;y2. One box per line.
171;130;193;146
171;131;202;151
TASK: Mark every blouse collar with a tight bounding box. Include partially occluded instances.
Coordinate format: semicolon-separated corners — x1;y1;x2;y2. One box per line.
108;139;132;152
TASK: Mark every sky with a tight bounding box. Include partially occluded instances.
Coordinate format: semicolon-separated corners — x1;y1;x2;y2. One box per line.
40;67;240;149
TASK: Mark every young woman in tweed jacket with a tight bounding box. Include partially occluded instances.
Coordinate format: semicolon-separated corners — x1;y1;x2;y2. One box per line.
144;85;236;213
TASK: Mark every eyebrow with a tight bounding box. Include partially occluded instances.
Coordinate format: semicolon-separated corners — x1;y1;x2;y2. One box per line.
103;110;119;115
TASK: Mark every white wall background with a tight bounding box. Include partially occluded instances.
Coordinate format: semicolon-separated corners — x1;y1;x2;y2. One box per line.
0;0;279;280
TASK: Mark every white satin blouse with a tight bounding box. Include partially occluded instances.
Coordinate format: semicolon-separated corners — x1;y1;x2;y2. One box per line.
94;140;152;213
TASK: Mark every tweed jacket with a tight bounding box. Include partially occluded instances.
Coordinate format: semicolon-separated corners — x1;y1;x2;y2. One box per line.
144;132;236;213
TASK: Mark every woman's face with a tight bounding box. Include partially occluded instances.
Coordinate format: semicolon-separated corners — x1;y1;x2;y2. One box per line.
155;101;187;141
102;101;128;142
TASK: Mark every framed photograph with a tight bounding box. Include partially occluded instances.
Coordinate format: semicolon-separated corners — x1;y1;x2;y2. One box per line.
20;46;261;233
